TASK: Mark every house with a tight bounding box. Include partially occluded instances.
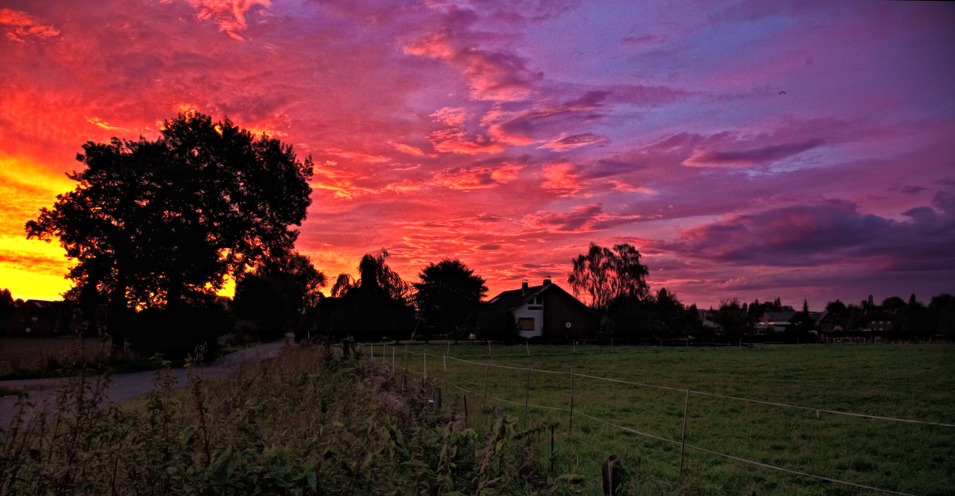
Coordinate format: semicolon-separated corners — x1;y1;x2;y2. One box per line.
810;311;835;332
759;311;798;334
6;300;68;336
483;279;596;340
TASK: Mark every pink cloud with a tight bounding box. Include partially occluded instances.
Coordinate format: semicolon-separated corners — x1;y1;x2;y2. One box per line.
522;204;641;233
433;163;522;190
541;162;582;197
0;9;60;42
191;0;270;40
404;31;541;102
395;143;426;156
427;107;506;155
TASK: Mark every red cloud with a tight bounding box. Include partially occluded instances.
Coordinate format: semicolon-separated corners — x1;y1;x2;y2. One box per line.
0;9;59;42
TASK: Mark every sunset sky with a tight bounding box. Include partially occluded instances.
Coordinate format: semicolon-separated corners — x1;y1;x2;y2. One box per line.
1;0;953;309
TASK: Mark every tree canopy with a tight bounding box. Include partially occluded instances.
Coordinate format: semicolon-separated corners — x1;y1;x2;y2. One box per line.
233;249;326;339
413;259;488;336
26;112;313;313
567;242;649;309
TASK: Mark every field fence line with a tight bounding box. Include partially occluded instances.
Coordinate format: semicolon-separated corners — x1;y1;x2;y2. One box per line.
385;349;920;496
380;345;954;428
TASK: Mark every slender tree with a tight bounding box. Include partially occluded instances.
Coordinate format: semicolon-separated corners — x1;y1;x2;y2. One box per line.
568;242;649;309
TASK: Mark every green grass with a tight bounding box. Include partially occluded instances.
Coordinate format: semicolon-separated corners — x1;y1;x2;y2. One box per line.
375;342;955;495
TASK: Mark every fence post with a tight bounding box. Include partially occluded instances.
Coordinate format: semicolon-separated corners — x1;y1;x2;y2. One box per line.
569;367;575;434
602;454;621;496
680;388;690;473
550;423;556;474
464;394;469;428
443;354;448;402
433;387;442;411
523;367;531;427
482;363;490;411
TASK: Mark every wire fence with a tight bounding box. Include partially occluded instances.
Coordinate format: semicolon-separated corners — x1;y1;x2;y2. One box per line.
362;342;952;496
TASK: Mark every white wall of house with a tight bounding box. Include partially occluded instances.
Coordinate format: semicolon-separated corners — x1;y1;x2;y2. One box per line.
514;296;544;338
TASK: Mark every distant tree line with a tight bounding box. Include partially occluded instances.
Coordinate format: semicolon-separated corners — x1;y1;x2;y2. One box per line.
13;112;955;356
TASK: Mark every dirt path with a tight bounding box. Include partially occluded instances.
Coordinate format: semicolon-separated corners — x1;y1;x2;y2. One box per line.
0;340;287;426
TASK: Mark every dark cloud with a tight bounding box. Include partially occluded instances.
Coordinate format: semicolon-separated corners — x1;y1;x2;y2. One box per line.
656;197;955;272
540;133;608;151
683;139;825;167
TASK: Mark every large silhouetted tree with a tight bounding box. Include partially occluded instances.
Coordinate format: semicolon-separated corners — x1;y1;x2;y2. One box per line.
27;112;312;311
26;112;313;346
413;259;488;337
568;242;649;309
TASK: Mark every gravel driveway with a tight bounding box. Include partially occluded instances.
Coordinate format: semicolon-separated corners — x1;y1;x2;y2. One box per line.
0;340;287;427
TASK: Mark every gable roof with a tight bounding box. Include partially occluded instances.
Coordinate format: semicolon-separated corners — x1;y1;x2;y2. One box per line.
762;310;798;323
486;282;590;314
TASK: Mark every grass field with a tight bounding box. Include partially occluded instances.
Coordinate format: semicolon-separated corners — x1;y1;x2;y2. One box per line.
373;342;955;495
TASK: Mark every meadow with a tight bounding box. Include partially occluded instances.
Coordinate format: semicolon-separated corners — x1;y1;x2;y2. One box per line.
374;342;955;495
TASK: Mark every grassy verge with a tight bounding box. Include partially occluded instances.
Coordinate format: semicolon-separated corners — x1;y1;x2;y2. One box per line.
1;343;584;495
0;336;265;380
378;342;955;495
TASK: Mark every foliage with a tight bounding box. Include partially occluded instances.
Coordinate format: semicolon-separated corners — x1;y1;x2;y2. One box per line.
713;298;754;341
0;345;580;495
25;112;313;319
568;242;649;310
325;250;415;341
233;249;326;340
604;287;702;341
413;259;488;339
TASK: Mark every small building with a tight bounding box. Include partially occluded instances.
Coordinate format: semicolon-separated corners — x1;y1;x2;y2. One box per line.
6;300;68;336
484;279;596;340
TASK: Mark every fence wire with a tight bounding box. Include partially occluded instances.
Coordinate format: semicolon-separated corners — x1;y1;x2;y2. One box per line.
375;344;942;495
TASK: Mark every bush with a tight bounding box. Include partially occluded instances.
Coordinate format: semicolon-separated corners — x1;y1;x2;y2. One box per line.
124;304;226;359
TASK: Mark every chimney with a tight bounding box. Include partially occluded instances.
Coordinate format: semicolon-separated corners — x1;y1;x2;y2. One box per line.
521;281;529;294
543;278;552;286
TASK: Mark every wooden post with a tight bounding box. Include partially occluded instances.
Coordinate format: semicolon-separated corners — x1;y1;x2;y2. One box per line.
443;354;448;399
523;367;531;427
569;367;575;433
550;423;555;474
433;387;442;410
482;363;490;411
464;394;469;428
602;454;621;496
526;340;530;356
680;388;690;473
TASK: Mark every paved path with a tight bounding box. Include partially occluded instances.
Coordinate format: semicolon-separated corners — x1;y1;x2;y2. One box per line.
0;340;287;427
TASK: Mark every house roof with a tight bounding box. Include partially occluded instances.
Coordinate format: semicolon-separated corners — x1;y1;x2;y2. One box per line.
486;282;590;314
762;310;798;323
